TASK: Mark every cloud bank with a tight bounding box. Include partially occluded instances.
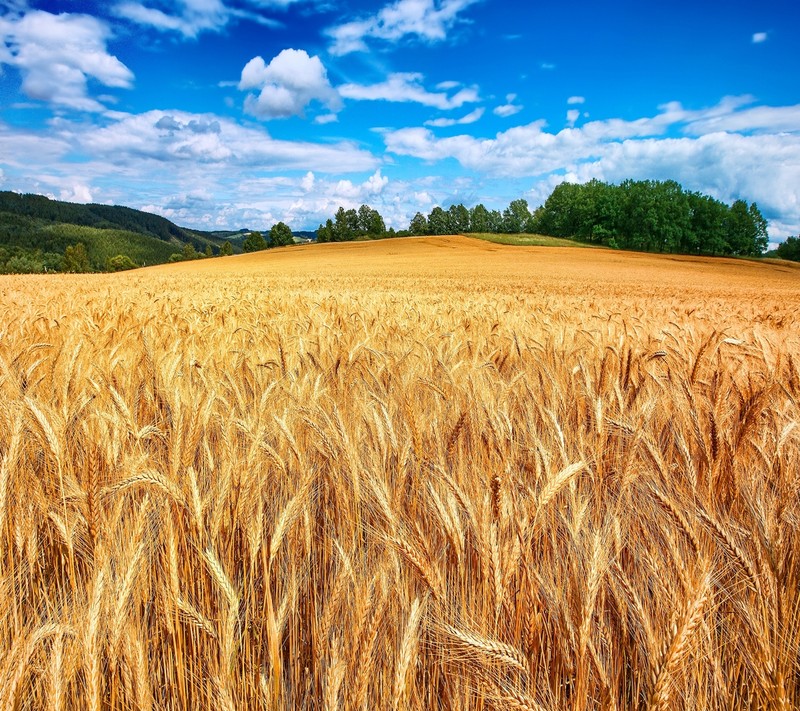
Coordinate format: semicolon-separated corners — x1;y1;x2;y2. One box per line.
0;10;133;111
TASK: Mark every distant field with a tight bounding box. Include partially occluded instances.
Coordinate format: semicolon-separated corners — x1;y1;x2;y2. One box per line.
1;236;799;710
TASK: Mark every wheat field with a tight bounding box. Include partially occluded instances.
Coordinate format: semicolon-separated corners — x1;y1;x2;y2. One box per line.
0;235;799;710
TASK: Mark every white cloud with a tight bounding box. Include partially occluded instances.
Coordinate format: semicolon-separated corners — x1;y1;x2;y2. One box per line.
494;94;522;117
683;103;800;135
340;72;479;109
60;183;94;203
328;0;481;55
0;10;133;111
0;108;385;230
239;49;341;120
566;109;580;127
384;96;800;236
301;171;315;192
425;107;484;127
567;96;585;105
540;62;555;70
752;32;768;43
314;113;339;125
114;0;284;37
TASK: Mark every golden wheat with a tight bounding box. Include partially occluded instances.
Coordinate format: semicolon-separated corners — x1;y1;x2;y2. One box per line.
0;235;798;709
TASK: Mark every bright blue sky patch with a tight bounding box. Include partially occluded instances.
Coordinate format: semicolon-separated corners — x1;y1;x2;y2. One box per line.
0;0;798;237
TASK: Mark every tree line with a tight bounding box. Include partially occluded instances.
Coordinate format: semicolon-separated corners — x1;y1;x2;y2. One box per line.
315;180;771;257
532;179;768;256
239;222;294;252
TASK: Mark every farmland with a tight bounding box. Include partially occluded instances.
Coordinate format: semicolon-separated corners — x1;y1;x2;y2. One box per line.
0;235;799;709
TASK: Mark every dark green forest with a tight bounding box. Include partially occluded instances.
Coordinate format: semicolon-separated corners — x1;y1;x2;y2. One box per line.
0;191;246;273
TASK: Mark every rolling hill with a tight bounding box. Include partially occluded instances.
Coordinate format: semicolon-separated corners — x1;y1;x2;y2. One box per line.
0;191;247;272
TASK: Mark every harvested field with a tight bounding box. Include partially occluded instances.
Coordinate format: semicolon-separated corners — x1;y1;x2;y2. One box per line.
0;235;799;709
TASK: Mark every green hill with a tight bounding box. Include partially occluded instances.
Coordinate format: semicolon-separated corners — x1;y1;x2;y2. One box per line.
0;191;243;273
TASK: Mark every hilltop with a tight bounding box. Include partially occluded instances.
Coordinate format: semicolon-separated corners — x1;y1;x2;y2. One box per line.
0;191;248;273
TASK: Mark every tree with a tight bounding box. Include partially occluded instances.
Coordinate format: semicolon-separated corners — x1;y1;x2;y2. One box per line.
775;235;800;261
748;203;769;255
242;231;266;252
333;207;358;241
317;219;334;243
269;222;294;248
409;212;428;235
63;242;91;273
106;254;137;271
182;242;200;260
220;241;234;256
427;206;448;235
204;244;214;258
502;199;531;233
447;204;470;233
469;204;490;233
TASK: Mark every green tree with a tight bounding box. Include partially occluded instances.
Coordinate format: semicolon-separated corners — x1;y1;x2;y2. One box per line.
204;244;214;258
502;199;531;233
182;242;200;260
63;242;91;273
220;240;234;256
409;212;428;235
242;231;266;252
446;204;470;233
106;254;137;271
7;252;44;273
726;200;761;256
317;219;334;243
333;207;358;241
469;204;490;233
748;203;769;255
427;206;448;235
269;222;294;248
775;236;800;261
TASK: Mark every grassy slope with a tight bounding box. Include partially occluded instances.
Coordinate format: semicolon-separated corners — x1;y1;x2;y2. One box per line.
467;231;604;248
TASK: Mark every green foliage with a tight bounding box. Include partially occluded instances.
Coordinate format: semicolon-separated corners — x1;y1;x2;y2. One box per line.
220;241;234;256
106;254;137;271
502;199;531;233
316;219;334;243
0;192;237;270
531;179;770;256
269;222;294;248
242;231;266;252
316;205;390;242
774;236;800;261
63;243;91;273
0;191;192;242
409;212;428;235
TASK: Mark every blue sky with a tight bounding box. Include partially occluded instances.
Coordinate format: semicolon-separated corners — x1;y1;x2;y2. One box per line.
0;0;798;239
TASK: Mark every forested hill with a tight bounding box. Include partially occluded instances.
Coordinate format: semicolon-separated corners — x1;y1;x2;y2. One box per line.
0;191;244;273
0;191;217;242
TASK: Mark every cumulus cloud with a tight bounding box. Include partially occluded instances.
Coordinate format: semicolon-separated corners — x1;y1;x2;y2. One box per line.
0;10;133;111
239;49;341;120
494;94;522;117
384;96;800;237
567;95;585;105
340;73;479;109
566;109;580;127
78;110;375;171
752;31;768;43
425;107;484;127
0;107;386;229
327;0;481;55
